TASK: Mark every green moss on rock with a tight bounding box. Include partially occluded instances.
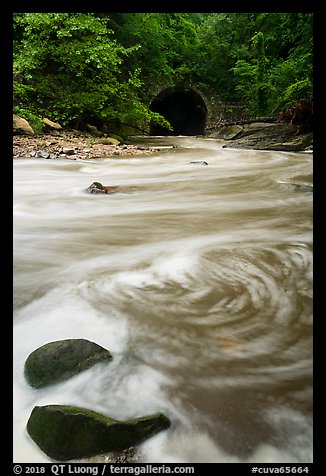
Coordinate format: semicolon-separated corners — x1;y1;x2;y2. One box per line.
27;405;171;461
24;339;112;388
96;137;120;146
208;125;243;140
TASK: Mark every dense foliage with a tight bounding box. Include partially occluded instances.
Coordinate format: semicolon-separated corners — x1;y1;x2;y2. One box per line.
13;12;313;133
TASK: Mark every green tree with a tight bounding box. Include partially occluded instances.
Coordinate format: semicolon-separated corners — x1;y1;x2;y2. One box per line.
105;13;202;98
13;12;313;130
231;13;312;116
13;13;171;131
251;32;268;114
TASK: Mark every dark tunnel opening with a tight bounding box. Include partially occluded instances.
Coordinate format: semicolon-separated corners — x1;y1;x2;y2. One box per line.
149;88;207;136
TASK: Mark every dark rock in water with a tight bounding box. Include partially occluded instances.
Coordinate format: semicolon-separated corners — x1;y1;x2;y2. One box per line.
27;405;171;461
24;339;112;388
86;182;132;194
86;182;107;194
276;180;313;192
189;161;208;165
293;182;313;192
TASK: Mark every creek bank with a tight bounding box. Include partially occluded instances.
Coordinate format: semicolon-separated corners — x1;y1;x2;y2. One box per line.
24;339;112;388
13;132;155;160
208;122;313;152
27;405;171;461
13;114;157;159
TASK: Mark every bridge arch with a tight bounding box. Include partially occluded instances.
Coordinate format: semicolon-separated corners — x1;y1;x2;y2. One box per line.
149;86;208;136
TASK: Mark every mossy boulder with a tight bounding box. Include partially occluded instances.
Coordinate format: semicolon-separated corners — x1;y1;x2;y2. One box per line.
27;405;171;461
24;339;112;388
96;137;120;146
208;125;243;140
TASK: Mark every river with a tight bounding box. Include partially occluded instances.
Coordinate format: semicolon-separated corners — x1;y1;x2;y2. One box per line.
13;136;313;463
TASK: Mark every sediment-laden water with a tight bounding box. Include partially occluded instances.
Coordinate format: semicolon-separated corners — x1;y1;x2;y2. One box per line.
13;136;313;463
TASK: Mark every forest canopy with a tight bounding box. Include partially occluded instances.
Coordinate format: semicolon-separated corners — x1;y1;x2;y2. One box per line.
13;12;313;134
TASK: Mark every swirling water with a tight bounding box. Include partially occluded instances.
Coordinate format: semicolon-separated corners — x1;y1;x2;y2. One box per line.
13;136;313;463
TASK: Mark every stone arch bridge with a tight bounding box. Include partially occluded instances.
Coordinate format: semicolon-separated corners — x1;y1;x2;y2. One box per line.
148;84;246;136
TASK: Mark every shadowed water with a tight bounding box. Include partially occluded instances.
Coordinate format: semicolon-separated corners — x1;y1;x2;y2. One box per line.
13;136;312;463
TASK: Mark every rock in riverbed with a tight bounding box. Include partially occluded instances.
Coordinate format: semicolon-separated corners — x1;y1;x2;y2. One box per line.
24;339;112;388
220;123;313;151
27;405;171;461
13;114;34;135
86;182;132;194
189;161;208;165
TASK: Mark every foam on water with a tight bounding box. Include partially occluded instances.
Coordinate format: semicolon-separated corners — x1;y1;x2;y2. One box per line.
140;406;312;463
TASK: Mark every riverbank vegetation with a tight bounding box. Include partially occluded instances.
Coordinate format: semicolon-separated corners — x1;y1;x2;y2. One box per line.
13;13;313;135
